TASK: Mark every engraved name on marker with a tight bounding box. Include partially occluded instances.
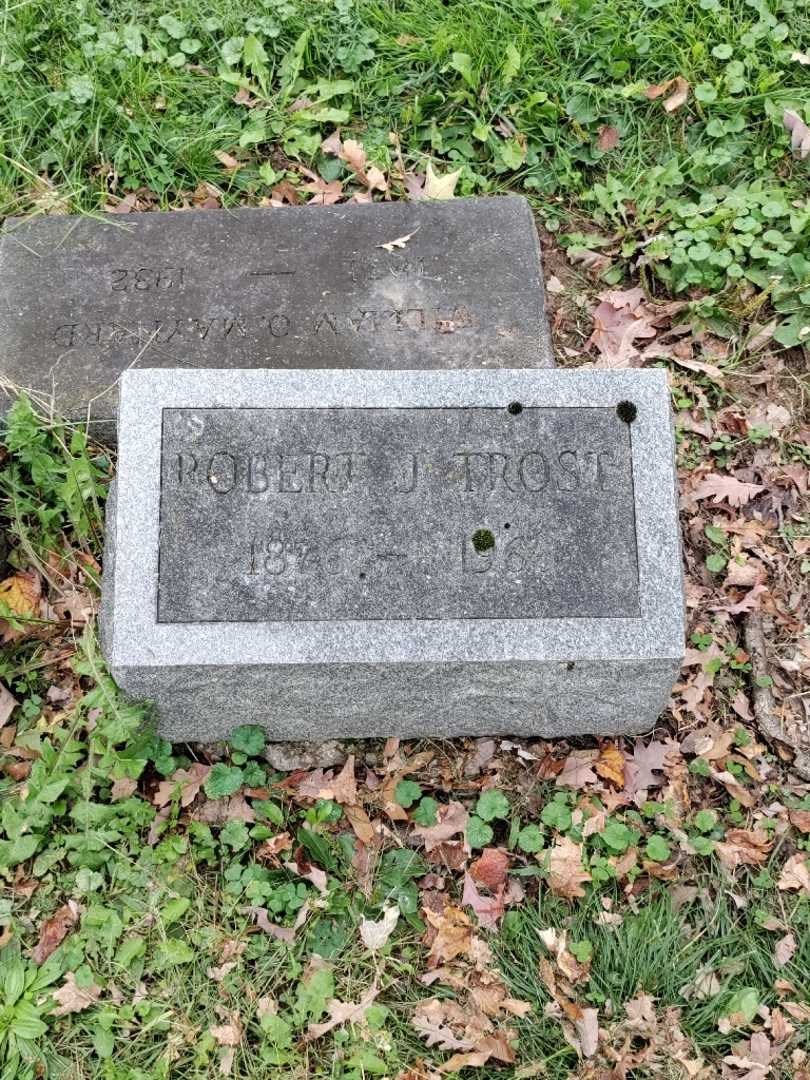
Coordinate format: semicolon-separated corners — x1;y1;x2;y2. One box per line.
157;406;640;624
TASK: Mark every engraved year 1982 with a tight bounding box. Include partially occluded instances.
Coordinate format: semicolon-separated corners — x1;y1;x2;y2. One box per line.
111;267;185;291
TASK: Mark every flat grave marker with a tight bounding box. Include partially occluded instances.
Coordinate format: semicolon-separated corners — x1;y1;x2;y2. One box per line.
0;197;553;440
101;367;685;742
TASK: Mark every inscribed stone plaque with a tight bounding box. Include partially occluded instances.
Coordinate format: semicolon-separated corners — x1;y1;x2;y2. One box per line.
0;197;553;438
157;407;639;623
101;368;685;743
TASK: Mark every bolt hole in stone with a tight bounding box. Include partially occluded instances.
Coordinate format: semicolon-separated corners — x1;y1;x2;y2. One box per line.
504;522;511;530
359;572;366;580
471;528;495;554
507;401;523;415
617;400;637;423
567;661;575;671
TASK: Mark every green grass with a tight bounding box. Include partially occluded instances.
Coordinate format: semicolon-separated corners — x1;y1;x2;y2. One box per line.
2;0;808;214
2;2;810;1075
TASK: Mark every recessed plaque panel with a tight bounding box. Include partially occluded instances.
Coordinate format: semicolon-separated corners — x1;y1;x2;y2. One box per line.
157;406;639;623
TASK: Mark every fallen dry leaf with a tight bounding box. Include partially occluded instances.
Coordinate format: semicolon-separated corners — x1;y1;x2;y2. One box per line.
32;902;81;965
470;848;509;891
547;837;592;900
0;571;41;643
645;76;690;112
595;744;625;787
359;905;399;951
424;904;473;966
715;828;773;870
307;984;379;1040
784;109;810;159
597;125;620;150
461;871;505;931
210;1015;242;1046
153;763;210;808
691;473;765;509
214;150;242;172
588;287;657;367
52;971;101;1016
774;932;797;970
556;750;598;789
414;801;469;851
778;853;810;895
424;162;460;200
0;682;17;728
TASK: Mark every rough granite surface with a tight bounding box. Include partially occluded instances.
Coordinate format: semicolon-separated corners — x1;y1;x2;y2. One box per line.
1;197;552;441
101;368;685;742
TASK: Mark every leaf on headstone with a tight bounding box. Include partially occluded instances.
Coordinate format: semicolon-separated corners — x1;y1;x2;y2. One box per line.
547;837;591;900
378;229;418;253
423;162;461;200
52;971;101;1016
783;110;810;159
692;474;765;508
32;902;81;965
359;905;399;950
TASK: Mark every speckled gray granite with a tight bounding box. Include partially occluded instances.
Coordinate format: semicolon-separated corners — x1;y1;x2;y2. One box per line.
0;197;552;442
100;368;685;742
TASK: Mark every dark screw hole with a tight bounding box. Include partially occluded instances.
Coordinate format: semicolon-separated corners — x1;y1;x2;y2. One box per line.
507;401;523;415
504;522;511;530
359;572;366;580
617;400;637;423
566;661;575;671
471;528;495;553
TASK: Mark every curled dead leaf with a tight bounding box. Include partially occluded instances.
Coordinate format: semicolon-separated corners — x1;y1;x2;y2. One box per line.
52;971;101;1016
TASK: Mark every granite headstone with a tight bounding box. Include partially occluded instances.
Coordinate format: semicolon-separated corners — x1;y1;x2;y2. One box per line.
101;367;685;741
0;197;553;441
